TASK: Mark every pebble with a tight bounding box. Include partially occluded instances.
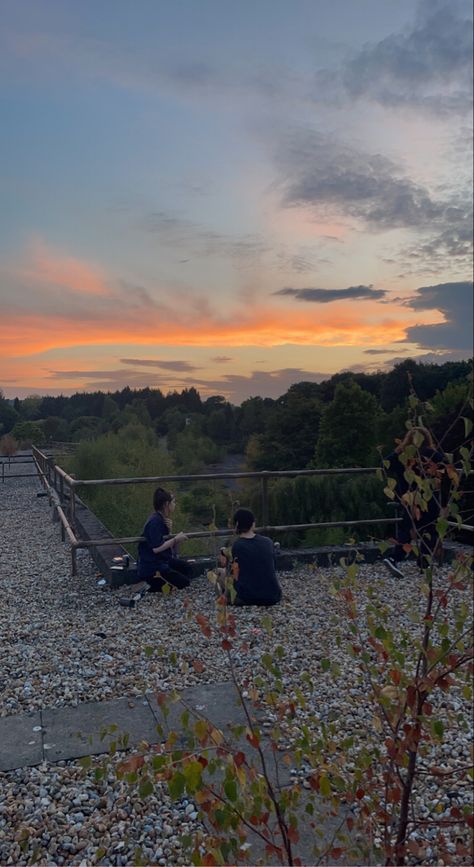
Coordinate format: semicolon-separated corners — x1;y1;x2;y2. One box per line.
0;467;472;865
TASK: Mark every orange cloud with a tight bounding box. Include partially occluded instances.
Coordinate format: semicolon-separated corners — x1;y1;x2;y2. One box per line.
0;304;434;360
18;239;112;297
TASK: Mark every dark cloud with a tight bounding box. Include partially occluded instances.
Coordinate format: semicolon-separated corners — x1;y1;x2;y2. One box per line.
340;0;473;115
276;129;472;272
278;129;457;231
273;285;387;303
120;358;199;371
402;281;473;350
364;348;409;355
210;356;233;363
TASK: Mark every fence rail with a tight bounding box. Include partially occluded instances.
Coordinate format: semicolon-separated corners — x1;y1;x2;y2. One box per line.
26;446;472;577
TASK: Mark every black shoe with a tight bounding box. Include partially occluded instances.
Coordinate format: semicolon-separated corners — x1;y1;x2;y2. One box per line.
382;558;404;579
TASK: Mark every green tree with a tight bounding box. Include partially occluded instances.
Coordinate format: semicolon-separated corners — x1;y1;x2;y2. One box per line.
0;391;19;435
11;420;45;446
315;380;380;467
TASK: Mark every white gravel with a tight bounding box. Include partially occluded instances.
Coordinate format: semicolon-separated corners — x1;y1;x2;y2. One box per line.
0;468;472;865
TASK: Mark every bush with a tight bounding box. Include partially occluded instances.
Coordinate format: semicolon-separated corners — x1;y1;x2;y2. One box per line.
0;434;18;457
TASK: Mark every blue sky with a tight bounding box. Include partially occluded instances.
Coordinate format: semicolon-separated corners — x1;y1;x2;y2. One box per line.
0;0;472;402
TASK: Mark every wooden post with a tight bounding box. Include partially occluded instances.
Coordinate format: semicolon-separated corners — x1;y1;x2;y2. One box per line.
70;483;76;531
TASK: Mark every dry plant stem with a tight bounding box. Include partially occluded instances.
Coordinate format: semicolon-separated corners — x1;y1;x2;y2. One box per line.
221;599;294;866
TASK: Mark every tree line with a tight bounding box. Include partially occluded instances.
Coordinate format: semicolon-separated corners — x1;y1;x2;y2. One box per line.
1;358;471;548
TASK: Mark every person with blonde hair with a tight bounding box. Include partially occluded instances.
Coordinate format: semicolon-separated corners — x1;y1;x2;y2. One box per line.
383;426;448;578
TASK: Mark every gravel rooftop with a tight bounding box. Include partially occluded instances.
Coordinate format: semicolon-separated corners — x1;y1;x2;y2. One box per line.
0;466;472;866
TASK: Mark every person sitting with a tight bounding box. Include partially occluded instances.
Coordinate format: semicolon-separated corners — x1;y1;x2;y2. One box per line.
218;508;282;606
382;427;449;578
137;487;193;591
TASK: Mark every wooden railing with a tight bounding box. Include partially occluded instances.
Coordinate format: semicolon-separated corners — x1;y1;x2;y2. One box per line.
31;446;403;576
28;445;472;577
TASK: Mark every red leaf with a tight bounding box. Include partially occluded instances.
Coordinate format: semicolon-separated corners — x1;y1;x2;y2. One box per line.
356;787;365;800
288;827;300;844
330;848;344;859
234;751;246;768
390;669;401;685
246;733;260;748
221;639;232;651
346;816;354;832
192;659;205;673
156;692;167;707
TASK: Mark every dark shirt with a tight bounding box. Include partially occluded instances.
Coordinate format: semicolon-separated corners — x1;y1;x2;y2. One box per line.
231;534;282;605
137;512;171;579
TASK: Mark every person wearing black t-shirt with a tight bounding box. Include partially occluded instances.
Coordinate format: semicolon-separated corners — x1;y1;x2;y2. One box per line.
137;488;193;591
229;508;282;606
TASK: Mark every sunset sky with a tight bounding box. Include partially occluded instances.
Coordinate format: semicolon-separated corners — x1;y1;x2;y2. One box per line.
1;0;472;403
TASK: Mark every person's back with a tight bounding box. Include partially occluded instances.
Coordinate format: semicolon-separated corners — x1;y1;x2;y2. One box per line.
231;509;282;606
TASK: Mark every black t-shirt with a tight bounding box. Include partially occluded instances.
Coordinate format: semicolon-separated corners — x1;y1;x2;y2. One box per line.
231;534;282;605
138;512;172;578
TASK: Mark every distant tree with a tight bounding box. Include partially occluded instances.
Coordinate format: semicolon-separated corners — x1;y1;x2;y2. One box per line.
69;416;103;440
11;421;45;446
19;394;42;420
314;380;380;467
0;392;19;435
246;385;322;470
41;416;70;442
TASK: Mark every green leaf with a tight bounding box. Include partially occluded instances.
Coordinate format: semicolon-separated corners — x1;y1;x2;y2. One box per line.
139;778;154;798
224;778;238;801
321;658;330;672
144;645;153;657
169;772;186;799
319;775;331;797
432;720;444;739
183;760;203;793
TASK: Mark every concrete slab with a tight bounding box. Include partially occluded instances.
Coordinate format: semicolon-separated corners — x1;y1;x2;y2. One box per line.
0;711;43;771
147;681;292;787
41;696;160;762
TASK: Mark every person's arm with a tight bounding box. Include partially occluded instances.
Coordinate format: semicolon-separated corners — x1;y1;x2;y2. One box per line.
147;515;187;554
151;532;187;555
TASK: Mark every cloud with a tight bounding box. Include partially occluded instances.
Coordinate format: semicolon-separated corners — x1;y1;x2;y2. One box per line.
120;358;199;371
337;0;473;115
364;348;409;355
277;129;466;232
273;285;387;303
402;281;473;350
210;356;233;363
141;210;270;267
275;129;472;272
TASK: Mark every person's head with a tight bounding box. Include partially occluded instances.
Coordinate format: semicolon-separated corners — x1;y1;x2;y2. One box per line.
396;426;434;453
233;507;255;534
153;487;175;515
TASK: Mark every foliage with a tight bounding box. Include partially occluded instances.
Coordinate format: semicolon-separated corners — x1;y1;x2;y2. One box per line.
11;420;45;446
0;391;19;435
81;396;473;866
314;380;381;468
0;434;18;457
